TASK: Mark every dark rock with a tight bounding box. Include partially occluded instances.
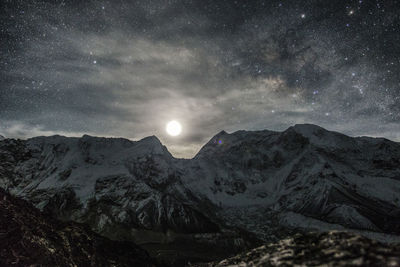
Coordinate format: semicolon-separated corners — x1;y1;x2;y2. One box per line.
0;188;158;267
195;231;400;266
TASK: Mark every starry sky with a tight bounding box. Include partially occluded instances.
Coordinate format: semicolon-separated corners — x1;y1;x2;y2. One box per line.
1;0;400;157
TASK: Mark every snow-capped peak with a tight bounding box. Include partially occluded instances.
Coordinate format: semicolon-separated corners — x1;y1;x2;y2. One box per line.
286;124;354;148
135;135;172;156
139;135;163;146
291;123;326;135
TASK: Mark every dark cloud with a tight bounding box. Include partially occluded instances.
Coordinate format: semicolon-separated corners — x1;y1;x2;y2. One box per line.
1;0;400;157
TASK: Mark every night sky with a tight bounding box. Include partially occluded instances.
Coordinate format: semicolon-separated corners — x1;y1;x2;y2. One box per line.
1;0;400;157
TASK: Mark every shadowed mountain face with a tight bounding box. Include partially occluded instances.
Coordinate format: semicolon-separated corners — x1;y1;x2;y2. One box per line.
0;124;400;264
194;231;400;267
0;188;156;267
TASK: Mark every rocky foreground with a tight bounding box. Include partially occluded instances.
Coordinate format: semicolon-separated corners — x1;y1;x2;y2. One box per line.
194;231;400;267
0;188;158;267
2;185;400;266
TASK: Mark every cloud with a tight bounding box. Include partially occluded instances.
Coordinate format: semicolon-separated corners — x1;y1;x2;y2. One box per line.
1;0;399;158
0;121;86;139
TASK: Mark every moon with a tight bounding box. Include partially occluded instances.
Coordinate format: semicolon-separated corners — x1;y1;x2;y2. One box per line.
166;120;182;136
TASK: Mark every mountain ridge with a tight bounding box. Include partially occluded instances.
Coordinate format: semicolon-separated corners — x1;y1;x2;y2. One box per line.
3;124;399;160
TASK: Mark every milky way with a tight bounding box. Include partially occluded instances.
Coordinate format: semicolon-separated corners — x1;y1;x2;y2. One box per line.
1;0;399;157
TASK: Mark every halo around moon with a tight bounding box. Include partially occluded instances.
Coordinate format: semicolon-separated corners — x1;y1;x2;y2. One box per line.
166;120;182;136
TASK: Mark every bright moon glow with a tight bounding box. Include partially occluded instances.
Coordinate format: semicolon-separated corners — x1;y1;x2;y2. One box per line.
166;120;182;136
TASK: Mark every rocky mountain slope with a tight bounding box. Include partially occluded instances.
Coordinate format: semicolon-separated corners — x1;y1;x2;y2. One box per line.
0;124;399;264
186;124;400;241
194;231;400;266
0;134;258;265
0;187;156;267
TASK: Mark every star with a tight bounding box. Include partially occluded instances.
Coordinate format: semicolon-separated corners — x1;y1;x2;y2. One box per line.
1;0;400;158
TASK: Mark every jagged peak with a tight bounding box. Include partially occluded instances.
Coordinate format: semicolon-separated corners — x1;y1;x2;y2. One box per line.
216;130;228;136
209;130;230;143
80;134;163;147
139;135;162;145
284;124;356;148
0;134;5;140
193;131;230;158
78;135;138;149
136;135;174;157
289;124;327;135
285;123;344;140
28;134;72;144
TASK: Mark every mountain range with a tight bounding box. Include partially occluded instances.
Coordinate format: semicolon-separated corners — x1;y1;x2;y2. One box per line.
1;124;400;264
